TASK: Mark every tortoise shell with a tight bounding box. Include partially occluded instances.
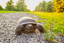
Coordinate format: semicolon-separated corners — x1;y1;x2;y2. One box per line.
17;17;37;25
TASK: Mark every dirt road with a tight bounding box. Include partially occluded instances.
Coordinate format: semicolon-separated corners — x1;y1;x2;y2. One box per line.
0;13;63;43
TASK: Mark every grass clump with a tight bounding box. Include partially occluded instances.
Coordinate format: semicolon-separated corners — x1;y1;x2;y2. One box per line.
45;30;56;42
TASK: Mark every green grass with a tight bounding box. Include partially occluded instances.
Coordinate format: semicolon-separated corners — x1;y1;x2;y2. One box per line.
27;12;64;42
0;11;17;13
0;10;27;13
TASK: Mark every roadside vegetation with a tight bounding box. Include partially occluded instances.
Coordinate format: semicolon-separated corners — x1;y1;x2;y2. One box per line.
27;12;64;42
0;10;27;13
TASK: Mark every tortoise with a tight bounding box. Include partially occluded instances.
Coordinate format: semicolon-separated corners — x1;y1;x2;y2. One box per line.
15;17;45;35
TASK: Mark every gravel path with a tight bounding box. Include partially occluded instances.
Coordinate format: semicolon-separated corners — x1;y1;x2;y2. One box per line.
0;13;64;43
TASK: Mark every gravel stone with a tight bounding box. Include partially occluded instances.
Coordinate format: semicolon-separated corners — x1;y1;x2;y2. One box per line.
0;13;63;43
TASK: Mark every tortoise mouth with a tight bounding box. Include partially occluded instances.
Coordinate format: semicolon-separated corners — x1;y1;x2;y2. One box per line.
25;29;33;31
24;30;34;33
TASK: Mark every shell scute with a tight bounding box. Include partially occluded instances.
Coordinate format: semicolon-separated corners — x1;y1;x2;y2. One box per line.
17;17;37;25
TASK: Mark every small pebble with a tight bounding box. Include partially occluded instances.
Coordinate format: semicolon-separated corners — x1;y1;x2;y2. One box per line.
0;31;4;34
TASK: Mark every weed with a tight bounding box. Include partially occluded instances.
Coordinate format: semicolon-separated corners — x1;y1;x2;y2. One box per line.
45;30;56;42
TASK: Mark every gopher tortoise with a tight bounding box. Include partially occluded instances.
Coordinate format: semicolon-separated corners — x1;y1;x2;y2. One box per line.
15;17;45;35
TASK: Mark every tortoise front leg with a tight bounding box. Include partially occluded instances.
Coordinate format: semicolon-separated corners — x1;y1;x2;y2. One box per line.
15;25;24;35
36;23;45;33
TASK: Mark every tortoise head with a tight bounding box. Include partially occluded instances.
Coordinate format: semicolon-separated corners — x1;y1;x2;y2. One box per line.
24;24;36;33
